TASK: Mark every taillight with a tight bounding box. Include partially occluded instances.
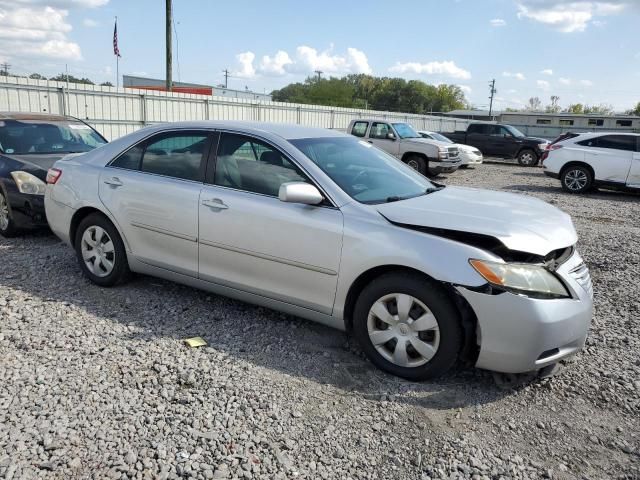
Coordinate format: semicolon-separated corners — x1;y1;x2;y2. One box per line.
541;144;562;162
46;168;62;184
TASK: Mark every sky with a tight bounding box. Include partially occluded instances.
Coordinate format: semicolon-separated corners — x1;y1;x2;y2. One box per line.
0;0;639;112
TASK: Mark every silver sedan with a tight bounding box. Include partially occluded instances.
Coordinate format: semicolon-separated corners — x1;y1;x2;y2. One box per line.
45;122;593;380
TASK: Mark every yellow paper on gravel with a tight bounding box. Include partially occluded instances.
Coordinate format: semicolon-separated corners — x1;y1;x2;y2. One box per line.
183;337;207;348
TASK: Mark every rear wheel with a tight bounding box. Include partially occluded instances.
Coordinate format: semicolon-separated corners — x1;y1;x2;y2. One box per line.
75;213;130;286
517;149;538;166
353;272;462;380
405;155;427;175
561;165;593;194
0;190;18;238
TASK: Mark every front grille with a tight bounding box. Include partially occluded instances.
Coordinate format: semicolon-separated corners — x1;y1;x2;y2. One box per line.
447;147;459;158
569;262;593;298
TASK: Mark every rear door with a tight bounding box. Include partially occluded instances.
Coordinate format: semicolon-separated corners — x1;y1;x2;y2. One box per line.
368;122;400;157
99;130;214;277
577;135;634;184
627;136;640;187
465;124;491;152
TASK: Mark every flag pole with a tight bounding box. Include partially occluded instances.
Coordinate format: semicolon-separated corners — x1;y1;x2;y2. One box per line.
115;16;119;88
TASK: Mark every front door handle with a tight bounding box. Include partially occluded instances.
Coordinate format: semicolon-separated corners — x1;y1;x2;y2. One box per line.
201;198;229;210
104;177;123;187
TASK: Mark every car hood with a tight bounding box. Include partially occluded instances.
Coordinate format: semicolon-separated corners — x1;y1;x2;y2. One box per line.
454;144;481;154
376;186;576;256
403;138;452;148
523;136;549;144
1;152;84;171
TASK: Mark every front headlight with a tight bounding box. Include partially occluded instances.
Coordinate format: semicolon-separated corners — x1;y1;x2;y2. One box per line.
10;171;46;195
469;259;569;299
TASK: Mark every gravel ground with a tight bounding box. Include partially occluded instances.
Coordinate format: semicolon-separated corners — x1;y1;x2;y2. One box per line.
1;163;638;480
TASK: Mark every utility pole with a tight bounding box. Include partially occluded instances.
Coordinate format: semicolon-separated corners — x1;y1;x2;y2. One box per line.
165;0;173;91
0;63;10;76
222;69;231;88
488;79;497;119
314;70;323;81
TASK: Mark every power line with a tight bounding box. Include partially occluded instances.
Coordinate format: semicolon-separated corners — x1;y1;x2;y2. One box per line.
222;69;234;88
314;70;323;81
173;19;181;83
0;63;10;76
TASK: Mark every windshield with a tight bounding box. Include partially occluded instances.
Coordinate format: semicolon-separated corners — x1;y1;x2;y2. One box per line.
391;123;420;139
504;125;525;138
0;119;107;155
291;136;438;204
425;132;453;143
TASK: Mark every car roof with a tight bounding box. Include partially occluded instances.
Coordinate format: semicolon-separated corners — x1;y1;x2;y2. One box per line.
0;111;78;122
141;121;348;140
567;131;640;139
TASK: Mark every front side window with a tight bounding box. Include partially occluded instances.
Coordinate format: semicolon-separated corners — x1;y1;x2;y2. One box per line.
351;121;369;138
291;136;436;204
369;122;393;139
140;133;208;181
0;119;106;155
214;134;309;196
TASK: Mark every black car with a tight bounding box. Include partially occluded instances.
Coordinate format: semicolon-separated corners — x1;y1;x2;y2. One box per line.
441;123;549;166
0;112;107;237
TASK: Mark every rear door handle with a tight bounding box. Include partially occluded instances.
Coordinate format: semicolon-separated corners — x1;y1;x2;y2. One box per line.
201;198;229;210
104;177;123;187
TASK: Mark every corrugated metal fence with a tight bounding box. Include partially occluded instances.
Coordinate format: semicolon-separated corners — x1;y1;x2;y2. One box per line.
0;76;473;141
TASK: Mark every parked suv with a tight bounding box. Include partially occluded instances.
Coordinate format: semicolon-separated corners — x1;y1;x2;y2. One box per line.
542;132;640;193
347;119;461;176
443;123;549;166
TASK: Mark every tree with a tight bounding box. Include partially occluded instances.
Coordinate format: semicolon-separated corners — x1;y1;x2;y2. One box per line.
546;95;561;113
627;102;640;116
527;97;542;111
583;104;614;115
49;73;95;85
565;103;584;114
100;81;114;87
29;73;46;80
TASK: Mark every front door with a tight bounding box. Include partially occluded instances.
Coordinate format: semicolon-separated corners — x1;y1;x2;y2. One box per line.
578;134;634;184
198;133;344;314
368;122;400;157
99;130;213;277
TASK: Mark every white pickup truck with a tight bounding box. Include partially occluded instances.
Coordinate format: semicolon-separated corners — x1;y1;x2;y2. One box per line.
347;119;462;176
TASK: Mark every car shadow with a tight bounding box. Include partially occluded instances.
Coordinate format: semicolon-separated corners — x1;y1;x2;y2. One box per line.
502;184;640;200
0;234;544;412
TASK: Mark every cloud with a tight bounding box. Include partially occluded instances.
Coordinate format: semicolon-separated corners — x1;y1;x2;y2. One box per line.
457;85;472;94
559;77;571;85
503;71;526;80
537;79;551;90
579;79;594;86
517;1;629;33
234;51;256;78
82;18;98;27
8;0;109;6
541;68;553;75
234;46;372;78
389;60;471;79
490;18;507;26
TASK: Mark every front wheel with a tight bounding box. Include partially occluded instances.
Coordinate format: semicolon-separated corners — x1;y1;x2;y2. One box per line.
75;213;130;287
0;190;18;238
405;155;427;176
561;165;593;194
517;149;538;166
353;272;462;380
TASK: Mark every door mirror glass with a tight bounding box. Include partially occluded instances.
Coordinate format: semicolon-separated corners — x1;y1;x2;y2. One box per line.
386;132;396;140
278;182;323;205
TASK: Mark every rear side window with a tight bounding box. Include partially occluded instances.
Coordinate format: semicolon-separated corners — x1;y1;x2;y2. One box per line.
141;134;209;181
351;121;368;138
577;135;637;152
468;124;489;134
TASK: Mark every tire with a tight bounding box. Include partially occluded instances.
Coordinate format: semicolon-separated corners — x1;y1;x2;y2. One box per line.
561;165;593;194
75;213;130;287
517;149;538;166
405;155;427;175
0;189;18;238
353;272;462;380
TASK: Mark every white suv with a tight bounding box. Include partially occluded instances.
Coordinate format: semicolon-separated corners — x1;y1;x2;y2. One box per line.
542;132;640;194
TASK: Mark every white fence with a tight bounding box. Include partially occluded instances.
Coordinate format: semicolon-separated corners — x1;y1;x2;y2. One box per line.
0;76;473;141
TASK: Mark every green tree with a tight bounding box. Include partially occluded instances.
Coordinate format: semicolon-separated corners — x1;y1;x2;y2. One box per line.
49;73;95;85
565;103;584;114
627;102;640;116
583;104;614;115
29;73;46;80
100;81;114;87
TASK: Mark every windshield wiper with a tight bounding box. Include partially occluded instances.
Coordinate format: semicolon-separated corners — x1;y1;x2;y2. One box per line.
385;196;403;203
424;186;445;195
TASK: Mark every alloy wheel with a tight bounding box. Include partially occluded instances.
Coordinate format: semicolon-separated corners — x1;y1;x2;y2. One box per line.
407;160;419;170
564;169;588;191
367;293;440;368
0;193;9;231
520;152;536;165
81;226;115;277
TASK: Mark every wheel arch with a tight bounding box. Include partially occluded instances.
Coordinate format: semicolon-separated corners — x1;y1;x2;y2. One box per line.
516;146;538;159
342;264;479;366
69;206;128;250
401;151;429;163
559;160;595;180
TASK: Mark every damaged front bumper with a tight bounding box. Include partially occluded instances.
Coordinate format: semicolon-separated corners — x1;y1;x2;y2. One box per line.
456;250;593;374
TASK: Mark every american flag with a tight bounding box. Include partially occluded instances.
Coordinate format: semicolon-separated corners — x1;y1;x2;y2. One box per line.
113;20;121;57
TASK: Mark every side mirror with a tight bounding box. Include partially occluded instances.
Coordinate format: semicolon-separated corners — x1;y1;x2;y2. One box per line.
504;133;512;138
278;182;323;205
386;132;396;140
